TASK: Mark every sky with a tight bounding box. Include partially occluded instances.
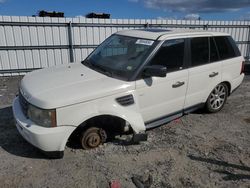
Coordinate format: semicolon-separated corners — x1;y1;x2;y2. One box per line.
1;0;250;21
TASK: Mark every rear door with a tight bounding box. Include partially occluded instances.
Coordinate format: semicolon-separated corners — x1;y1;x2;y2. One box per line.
215;36;243;91
184;36;222;109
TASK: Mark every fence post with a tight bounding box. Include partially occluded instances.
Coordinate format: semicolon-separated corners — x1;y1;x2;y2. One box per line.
67;21;74;63
203;24;208;30
144;22;149;28
246;26;250;60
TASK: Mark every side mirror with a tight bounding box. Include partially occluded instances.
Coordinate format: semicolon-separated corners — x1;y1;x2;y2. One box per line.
143;65;167;77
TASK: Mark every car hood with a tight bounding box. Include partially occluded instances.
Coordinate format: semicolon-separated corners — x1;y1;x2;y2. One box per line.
20;62;135;109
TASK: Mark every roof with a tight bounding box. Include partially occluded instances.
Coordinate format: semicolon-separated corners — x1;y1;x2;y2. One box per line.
116;29;230;40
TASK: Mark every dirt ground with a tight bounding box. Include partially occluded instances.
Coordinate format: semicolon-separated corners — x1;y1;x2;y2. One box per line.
0;75;250;188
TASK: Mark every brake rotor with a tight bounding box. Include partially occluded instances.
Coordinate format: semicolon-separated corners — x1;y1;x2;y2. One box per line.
85;132;101;148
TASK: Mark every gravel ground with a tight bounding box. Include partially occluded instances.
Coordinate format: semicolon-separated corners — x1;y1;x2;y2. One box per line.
0;75;250;188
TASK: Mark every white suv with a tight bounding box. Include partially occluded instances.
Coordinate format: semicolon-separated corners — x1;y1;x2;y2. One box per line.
13;29;244;158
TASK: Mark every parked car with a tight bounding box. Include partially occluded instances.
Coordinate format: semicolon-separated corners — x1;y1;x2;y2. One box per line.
13;29;244;158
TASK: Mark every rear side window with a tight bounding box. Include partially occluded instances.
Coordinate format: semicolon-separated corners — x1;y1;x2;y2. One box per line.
191;37;209;66
150;39;185;72
214;36;240;60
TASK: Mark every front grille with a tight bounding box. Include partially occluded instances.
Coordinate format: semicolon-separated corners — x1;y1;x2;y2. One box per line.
19;90;29;117
116;94;135;106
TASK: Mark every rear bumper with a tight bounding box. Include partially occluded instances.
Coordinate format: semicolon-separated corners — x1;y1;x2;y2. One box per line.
12;97;75;158
231;74;244;93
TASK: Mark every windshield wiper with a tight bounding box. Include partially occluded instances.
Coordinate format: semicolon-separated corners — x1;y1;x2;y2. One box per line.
82;59;93;68
83;59;113;77
94;64;113;77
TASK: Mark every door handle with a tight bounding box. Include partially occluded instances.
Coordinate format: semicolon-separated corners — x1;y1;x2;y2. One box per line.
209;72;219;78
172;81;185;88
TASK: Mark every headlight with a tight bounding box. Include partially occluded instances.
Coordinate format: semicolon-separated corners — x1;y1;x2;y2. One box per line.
27;105;57;127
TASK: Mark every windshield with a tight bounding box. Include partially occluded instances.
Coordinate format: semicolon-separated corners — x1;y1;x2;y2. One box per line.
82;34;156;80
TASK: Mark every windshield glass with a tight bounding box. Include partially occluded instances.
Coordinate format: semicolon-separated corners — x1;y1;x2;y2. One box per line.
82;34;156;80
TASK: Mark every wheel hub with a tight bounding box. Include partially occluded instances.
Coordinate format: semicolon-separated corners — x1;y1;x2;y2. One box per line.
81;127;107;150
86;133;101;148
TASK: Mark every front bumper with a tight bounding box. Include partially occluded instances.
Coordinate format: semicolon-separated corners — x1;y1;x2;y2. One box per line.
12;97;75;157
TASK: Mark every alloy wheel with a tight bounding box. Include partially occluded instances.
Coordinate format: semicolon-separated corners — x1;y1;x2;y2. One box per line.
209;84;227;110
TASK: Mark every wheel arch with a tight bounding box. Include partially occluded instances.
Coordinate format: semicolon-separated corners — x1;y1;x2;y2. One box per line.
59;114;129;151
57;97;146;151
204;81;231;103
68;114;129;140
221;81;231;96
61;111;144;151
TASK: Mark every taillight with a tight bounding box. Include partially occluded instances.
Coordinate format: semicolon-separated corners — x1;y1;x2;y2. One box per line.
241;61;245;74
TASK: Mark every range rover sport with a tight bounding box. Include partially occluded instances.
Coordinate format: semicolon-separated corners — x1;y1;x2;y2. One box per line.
13;29;244;158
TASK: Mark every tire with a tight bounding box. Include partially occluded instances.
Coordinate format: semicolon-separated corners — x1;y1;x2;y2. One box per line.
80;127;107;150
205;83;228;113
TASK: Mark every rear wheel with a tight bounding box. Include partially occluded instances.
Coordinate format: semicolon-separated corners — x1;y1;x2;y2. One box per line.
205;83;228;113
80;127;107;149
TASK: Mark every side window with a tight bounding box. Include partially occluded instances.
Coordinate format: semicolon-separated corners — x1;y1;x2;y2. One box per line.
210;37;220;62
191;37;209;66
214;36;239;60
150;39;185;72
228;36;241;56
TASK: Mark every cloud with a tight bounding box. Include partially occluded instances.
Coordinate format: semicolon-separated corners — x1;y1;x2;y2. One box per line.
157;16;177;20
184;13;200;20
128;0;139;2
0;0;6;3
142;0;250;13
239;12;250;21
75;15;85;18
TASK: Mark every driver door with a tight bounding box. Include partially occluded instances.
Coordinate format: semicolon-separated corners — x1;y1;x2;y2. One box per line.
135;38;188;125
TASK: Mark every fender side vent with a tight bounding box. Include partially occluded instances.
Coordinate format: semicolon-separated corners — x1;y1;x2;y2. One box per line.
116;94;134;106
